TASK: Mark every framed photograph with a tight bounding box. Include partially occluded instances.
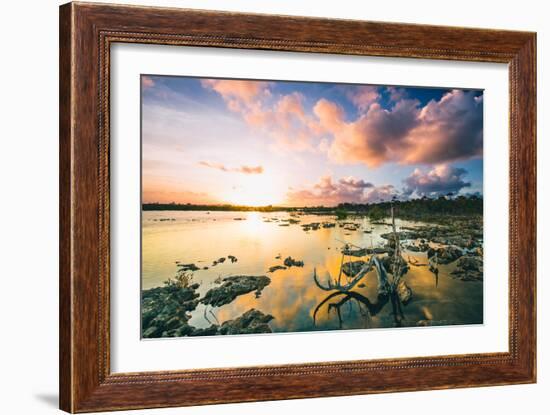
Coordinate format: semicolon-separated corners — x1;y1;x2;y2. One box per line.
59;2;536;412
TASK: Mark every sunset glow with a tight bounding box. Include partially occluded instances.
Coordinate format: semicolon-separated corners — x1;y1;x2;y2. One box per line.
141;75;483;206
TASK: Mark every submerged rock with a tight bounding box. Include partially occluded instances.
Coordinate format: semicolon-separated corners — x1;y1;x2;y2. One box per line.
284;256;304;267
218;309;274;335
200;275;271;307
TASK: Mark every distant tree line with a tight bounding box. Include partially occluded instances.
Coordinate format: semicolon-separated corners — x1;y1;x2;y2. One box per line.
142;194;482;220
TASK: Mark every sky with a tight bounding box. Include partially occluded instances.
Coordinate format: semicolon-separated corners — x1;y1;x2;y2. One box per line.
141;75;483;207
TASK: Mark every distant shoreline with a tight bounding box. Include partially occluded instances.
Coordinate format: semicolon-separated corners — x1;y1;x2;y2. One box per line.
142;197;483;222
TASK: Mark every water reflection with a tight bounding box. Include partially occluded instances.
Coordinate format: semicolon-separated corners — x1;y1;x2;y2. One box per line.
142;210;483;334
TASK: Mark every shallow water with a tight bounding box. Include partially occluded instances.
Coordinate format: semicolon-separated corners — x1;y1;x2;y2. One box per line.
142;210;483;334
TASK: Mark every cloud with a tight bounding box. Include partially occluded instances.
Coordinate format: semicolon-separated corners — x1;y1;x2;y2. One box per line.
202;80;322;151
386;86;406;102
363;184;399;203
403;164;471;197
202;79;483;166
319;98;421;167
199;161;263;174
201;79;270;110
142;76;155;88
347;85;380;112
317;89;483;167
286;174;375;206
314;99;346;132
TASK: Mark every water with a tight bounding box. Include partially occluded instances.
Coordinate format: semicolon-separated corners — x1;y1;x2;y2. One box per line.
142;210;483;333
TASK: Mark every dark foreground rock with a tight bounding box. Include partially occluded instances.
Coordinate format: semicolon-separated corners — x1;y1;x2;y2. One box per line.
142;282;201;338
218;309;274;335
142;277;275;338
200;275;271;307
451;256;483;281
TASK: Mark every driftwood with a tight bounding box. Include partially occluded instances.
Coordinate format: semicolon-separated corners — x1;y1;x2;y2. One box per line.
313;254;390;294
312;200;412;327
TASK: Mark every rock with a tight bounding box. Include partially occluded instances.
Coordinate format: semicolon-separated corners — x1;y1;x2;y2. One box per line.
188;325;219;337
218;309;274;335
177;263;200;271
343;222;360;231
427;246;463;264
283;256;304;267
141;282;201;338
342;247;368;257
301;222;320;231
143;326;161;338
200;275;271;307
451;256;483;281
268;265;287;273
212;257;226;266
342;260;367;277
322;222;336;228
228;255;238;263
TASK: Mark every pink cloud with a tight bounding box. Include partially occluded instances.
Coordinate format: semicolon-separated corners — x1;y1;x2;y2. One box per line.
286;174;375;206
202;79;325;152
347;85;380;112
199;161;263;174
142;76;155;88
317;89;482;167
201;79;270;108
313;99;346;132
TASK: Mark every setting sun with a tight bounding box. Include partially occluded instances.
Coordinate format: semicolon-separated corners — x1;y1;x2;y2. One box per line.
220;174;286;207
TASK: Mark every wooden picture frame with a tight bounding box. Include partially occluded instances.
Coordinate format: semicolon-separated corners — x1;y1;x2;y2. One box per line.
59;2;536;412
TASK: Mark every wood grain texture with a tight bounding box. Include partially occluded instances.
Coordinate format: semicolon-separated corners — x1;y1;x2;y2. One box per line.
59;2;537;412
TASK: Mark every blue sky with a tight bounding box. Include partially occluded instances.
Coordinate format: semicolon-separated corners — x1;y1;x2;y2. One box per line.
141;75;483;206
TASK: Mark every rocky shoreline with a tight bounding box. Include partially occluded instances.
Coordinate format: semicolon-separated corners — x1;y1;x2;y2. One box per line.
142;274;274;338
